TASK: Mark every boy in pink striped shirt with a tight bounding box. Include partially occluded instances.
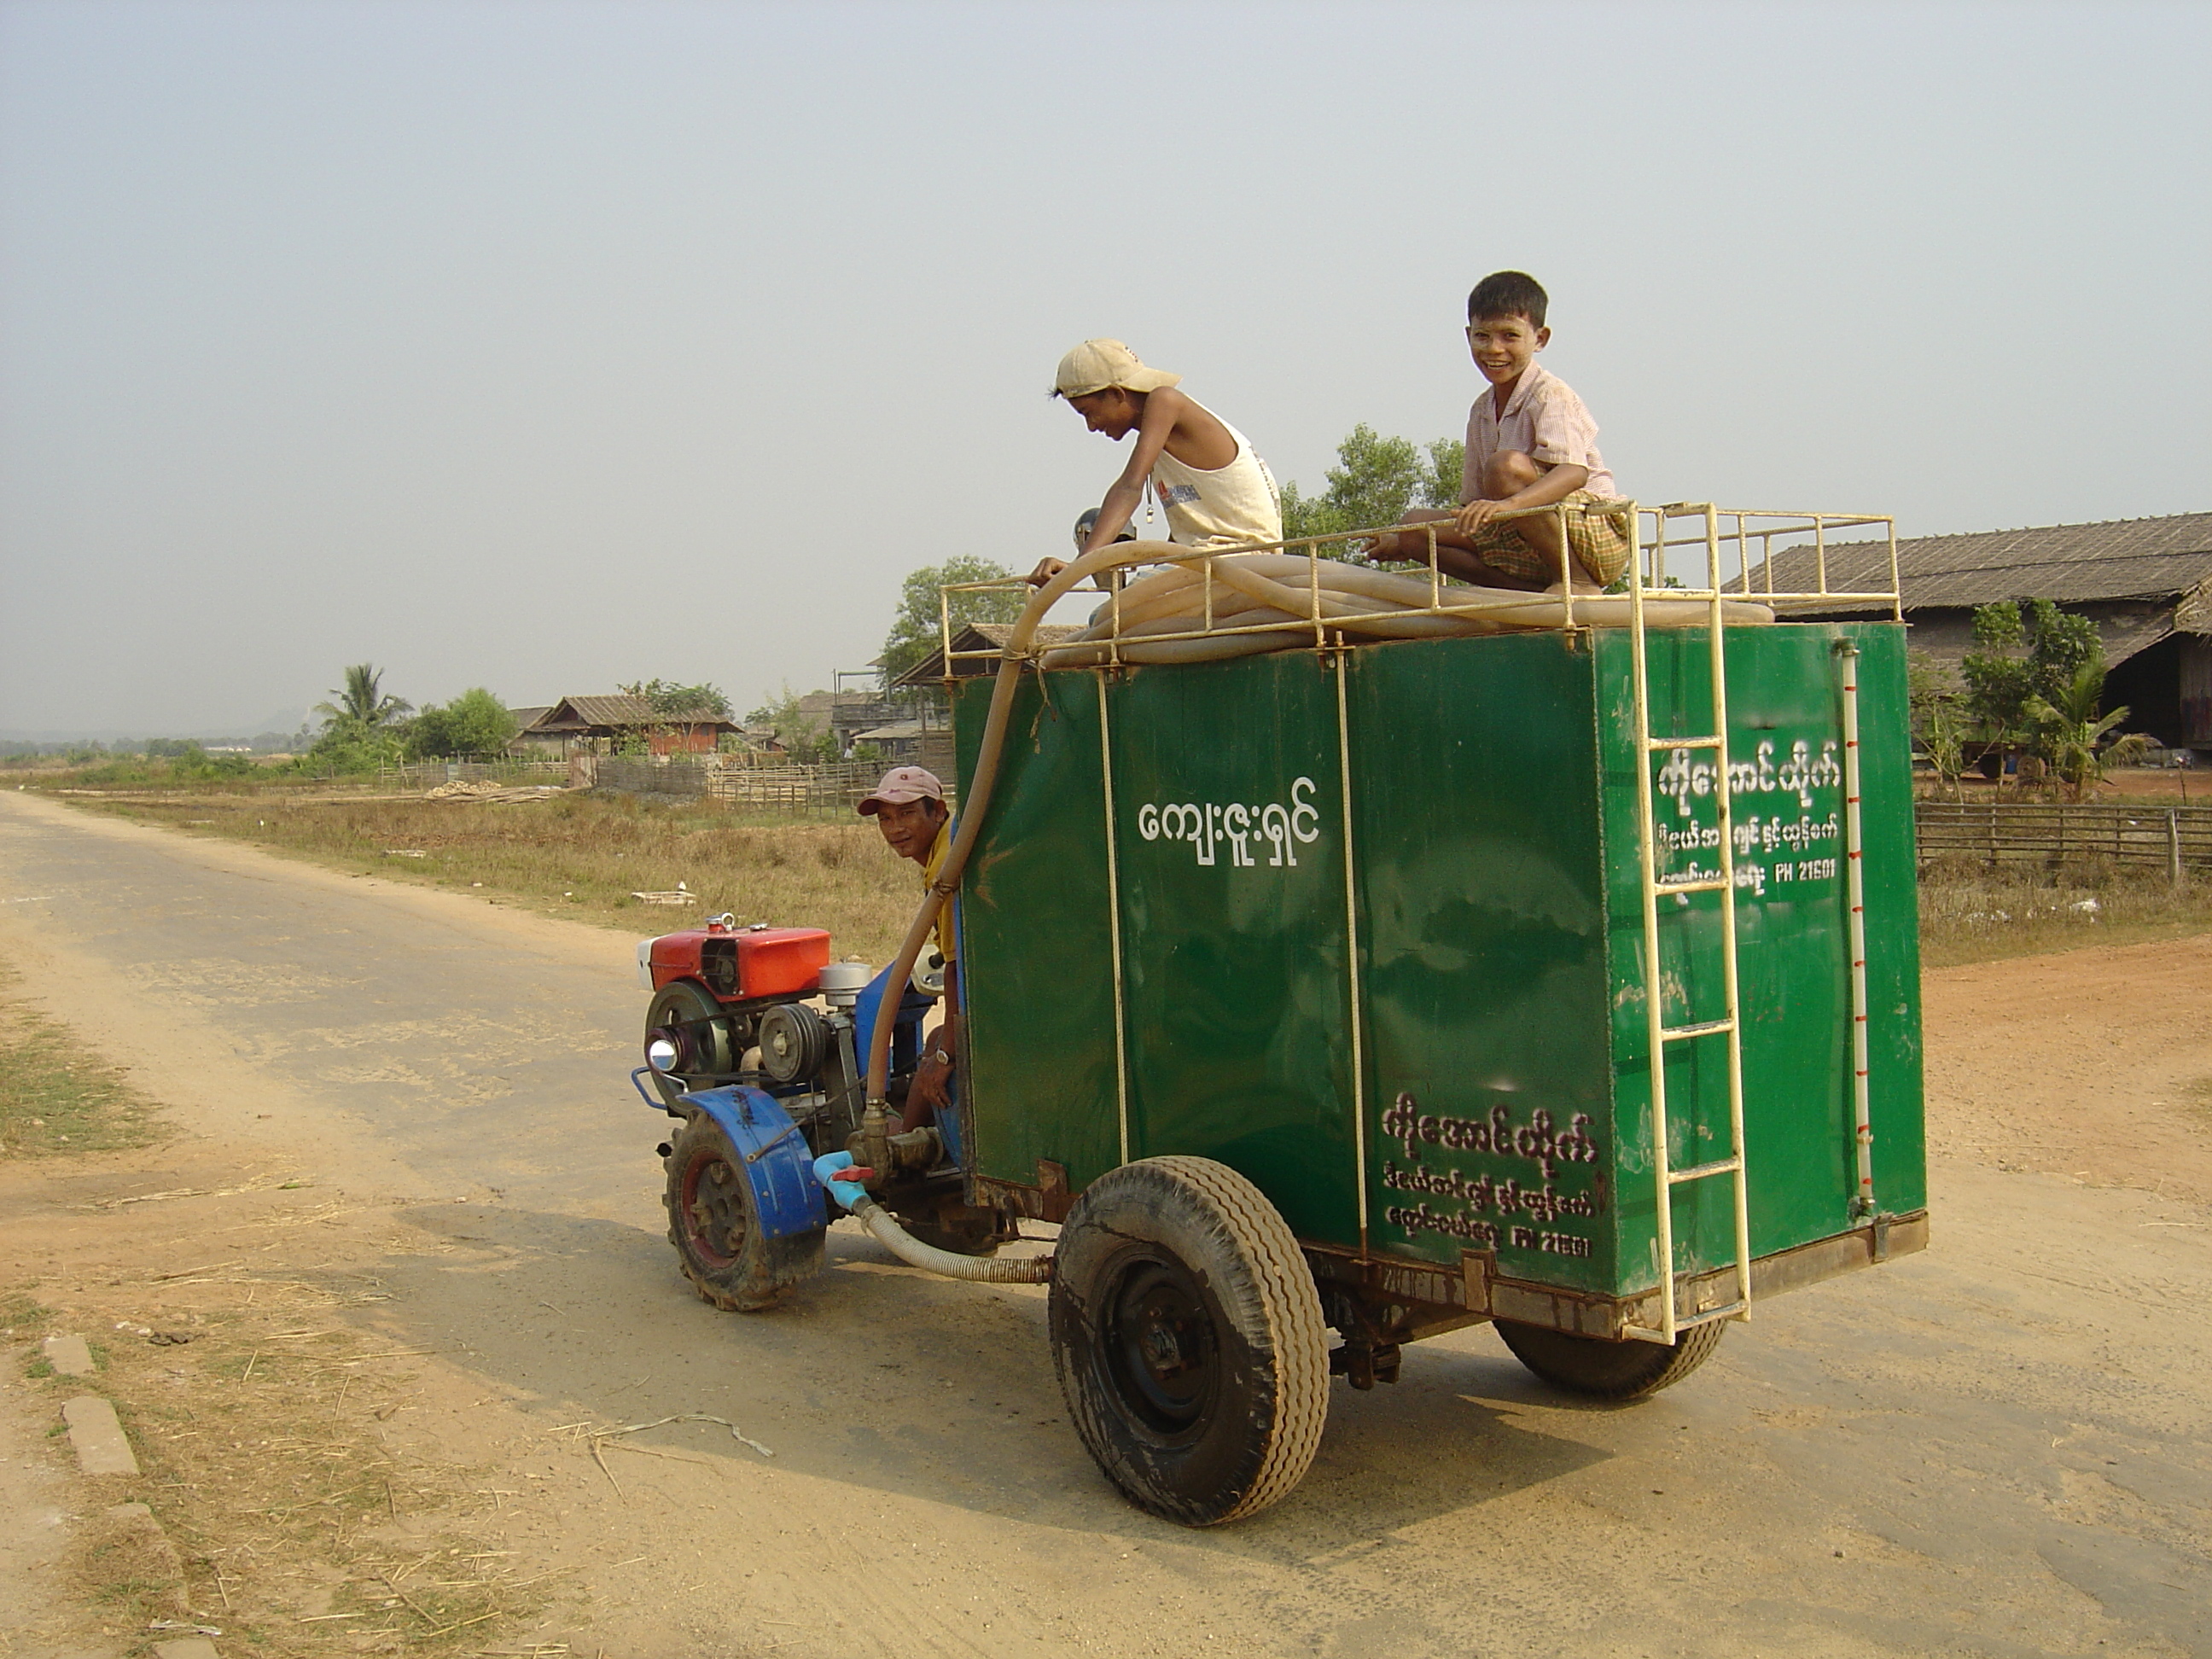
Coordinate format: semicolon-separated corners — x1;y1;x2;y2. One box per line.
1367;271;1632;590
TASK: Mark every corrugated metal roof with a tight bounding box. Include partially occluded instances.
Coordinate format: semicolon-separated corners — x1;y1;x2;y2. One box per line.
1753;510;2212;610
531;695;733;731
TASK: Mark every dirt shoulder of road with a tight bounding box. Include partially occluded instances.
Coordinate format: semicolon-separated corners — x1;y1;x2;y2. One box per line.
0;1155;600;1658
1922;930;2212;1207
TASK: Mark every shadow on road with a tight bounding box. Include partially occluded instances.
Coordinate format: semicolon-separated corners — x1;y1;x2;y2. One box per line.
357;1200;1611;1551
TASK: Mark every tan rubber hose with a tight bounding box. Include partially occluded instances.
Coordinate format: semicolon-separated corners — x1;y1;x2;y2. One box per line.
862;539;1177;1107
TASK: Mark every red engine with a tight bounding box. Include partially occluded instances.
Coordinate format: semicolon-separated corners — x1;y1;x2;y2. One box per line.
641;919;830;1004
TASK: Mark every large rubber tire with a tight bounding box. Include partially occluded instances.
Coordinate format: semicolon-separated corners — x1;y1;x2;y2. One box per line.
1494;1318;1726;1401
662;1113;824;1313
1050;1156;1330;1526
645;980;734;1109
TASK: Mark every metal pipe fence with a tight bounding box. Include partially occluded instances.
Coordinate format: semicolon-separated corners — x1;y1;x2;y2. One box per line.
1916;801;2212;879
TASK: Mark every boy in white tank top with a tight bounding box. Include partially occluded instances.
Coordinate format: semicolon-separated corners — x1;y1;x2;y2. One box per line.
1029;339;1284;587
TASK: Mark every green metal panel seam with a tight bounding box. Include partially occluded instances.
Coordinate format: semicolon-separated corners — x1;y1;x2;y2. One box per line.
1097;668;1132;1167
1333;650;1371;1250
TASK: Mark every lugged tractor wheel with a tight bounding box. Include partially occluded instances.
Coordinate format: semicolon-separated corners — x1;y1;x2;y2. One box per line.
1050;1156;1330;1526
661;1113;823;1313
1494;1318;1726;1401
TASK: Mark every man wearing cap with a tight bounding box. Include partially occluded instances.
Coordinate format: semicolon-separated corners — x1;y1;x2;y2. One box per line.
859;765;959;1128
1029;339;1283;588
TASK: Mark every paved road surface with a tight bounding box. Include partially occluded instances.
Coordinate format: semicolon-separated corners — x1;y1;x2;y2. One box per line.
3;790;2208;1658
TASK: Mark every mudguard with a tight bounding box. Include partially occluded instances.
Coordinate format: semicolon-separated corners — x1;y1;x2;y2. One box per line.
684;1086;828;1242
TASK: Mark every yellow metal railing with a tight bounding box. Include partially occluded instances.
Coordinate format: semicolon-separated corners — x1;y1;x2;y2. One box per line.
931;501;1901;676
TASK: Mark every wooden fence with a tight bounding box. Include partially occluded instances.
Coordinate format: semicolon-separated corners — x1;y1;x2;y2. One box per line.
590;756;940;818
1915;801;2212;877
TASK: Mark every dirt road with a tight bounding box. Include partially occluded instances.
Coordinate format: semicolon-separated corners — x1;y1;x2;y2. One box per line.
3;789;2209;1658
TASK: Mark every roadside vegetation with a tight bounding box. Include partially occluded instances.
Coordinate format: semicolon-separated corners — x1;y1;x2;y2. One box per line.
1916;861;2212;967
1912;599;2158;800
11;1238;565;1656
49;786;918;963
0;959;164;1158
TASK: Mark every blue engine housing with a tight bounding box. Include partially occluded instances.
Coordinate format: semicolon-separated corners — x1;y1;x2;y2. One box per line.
684;1085;828;1241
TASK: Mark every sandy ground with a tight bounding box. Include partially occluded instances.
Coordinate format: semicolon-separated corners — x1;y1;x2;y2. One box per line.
1;789;2208;1659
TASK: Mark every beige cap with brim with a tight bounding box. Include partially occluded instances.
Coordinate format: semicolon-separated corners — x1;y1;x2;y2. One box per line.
1052;339;1182;399
857;765;946;816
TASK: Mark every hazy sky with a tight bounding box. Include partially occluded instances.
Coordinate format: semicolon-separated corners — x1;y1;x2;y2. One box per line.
3;0;2206;737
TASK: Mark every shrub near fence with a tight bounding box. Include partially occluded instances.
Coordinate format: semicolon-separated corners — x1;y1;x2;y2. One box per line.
1915;801;2212;877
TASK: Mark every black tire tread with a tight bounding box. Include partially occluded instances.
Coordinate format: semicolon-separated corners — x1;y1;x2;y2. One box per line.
1053;1155;1329;1525
1495;1315;1726;1400
661;1115;823;1313
1141;1157;1330;1522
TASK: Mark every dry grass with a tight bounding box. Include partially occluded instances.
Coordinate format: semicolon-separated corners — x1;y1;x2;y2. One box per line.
1918;861;2212;968
15;1237;563;1656
61;787;920;963
0;958;165;1158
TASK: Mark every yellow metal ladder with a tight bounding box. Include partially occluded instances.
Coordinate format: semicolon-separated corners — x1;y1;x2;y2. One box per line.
1622;504;1754;1345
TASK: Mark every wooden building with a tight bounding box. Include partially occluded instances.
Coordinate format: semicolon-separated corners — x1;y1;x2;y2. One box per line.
510;695;741;757
504;707;556;755
1758;511;2212;753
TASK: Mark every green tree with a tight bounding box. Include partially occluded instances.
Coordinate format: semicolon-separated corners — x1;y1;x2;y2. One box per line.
2022;661;2150;801
1906;649;1968;797
304;663;410;772
745;684;839;764
315;663;411;731
1278;425;1464;557
407;688;518;759
879;556;1027;688
1961;600;2102;742
619;678;734;719
302;719;405;773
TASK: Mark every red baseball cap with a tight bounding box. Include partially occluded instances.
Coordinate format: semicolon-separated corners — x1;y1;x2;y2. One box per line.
857;765;946;816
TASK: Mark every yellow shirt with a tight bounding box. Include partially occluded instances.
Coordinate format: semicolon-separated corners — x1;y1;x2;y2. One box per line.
920;817;959;963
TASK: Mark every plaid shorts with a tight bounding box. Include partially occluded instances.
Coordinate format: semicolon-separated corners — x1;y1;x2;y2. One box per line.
1467;490;1633;586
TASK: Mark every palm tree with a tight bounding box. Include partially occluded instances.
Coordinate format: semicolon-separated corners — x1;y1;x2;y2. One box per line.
314;664;411;731
2023;661;2150;801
